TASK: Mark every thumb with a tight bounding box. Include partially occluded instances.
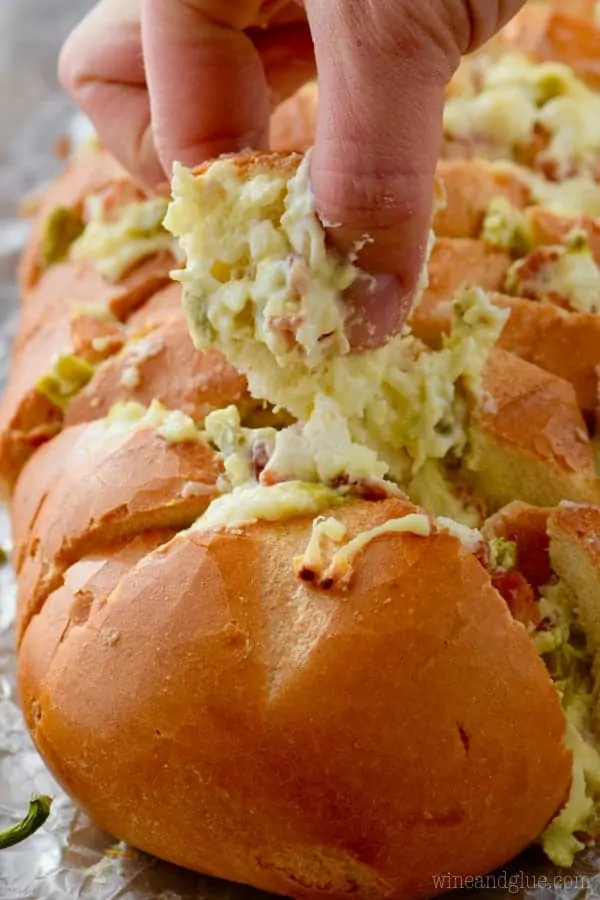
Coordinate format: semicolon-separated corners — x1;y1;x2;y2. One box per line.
305;0;456;348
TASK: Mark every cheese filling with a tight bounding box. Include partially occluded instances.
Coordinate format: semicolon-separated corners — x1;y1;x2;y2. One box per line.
445;53;600;178
70;194;176;281
36;353;95;408
166;156;507;522
293;512;432;589
505;232;600;314
76;399;202;455
534;580;600;866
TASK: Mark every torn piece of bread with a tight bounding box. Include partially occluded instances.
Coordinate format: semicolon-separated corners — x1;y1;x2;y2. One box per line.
165;153;509;498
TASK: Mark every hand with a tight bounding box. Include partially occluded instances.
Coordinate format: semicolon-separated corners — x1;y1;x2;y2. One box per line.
59;0;526;348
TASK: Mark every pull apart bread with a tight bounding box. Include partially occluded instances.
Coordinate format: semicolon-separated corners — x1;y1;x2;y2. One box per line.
8;4;600;899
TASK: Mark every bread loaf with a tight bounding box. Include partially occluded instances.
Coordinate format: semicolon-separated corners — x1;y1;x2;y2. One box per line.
7;4;600;897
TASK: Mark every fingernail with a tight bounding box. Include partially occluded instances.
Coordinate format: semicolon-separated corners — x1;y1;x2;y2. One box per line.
343;273;412;350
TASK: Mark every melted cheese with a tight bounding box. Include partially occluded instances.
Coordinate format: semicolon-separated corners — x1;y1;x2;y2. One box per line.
294;512;431;588
36;354;94;408
446;54;600;177
166;159;506;484
77;399;202;454
536;580;600;866
70;197;175;281
194;481;341;530
507;237;600;315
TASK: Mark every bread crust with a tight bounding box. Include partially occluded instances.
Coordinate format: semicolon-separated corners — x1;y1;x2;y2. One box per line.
501;4;600;90
433;160;531;239
0;310;126;499
412;239;511;339
411;291;600;415
65;312;250;428
469;349;600;510
12;419;222;642
19;146;126;293
18;496;571;899
192;150;303;182
269;83;318;153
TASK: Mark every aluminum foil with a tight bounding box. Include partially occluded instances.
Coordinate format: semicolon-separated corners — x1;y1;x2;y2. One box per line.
1;1;600;897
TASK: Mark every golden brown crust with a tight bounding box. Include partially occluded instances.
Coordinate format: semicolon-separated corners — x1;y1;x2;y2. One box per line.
413;239;511;339
19;147;126;293
527;207;600;265
469;349;600;510
126;282;183;333
18;256;173;349
500;4;600;90
65;312;250;428
17;530;175;718
433;160;531;239
549;502;600;573
10;142;600;898
12;420;222;642
193;150;303;182
18;496;571;899
495;296;600;413
269;83;318;153
411;290;600;414
0;311;126;499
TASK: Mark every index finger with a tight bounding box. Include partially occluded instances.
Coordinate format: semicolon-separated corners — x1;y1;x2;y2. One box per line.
141;0;273;175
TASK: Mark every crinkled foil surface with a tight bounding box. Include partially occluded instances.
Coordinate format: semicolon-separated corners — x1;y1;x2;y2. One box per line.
1;2;600;898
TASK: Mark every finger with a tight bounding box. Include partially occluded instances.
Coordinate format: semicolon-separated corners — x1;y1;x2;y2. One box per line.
58;0;164;187
305;0;453;347
141;0;273;176
249;22;316;105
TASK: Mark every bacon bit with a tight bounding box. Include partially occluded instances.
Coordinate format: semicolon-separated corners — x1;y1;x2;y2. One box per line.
473;542;491;570
451;482;486;521
492;569;542;628
573;831;597;847
516;247;561;283
353;482;391;502
329;475;392;502
297;567;316;583
537;156;572;182
330;475;350;488
252;440;271;480
259;468;280;486
509;247;564;302
535;616;553;633
289;255;310;298
267;313;305;334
